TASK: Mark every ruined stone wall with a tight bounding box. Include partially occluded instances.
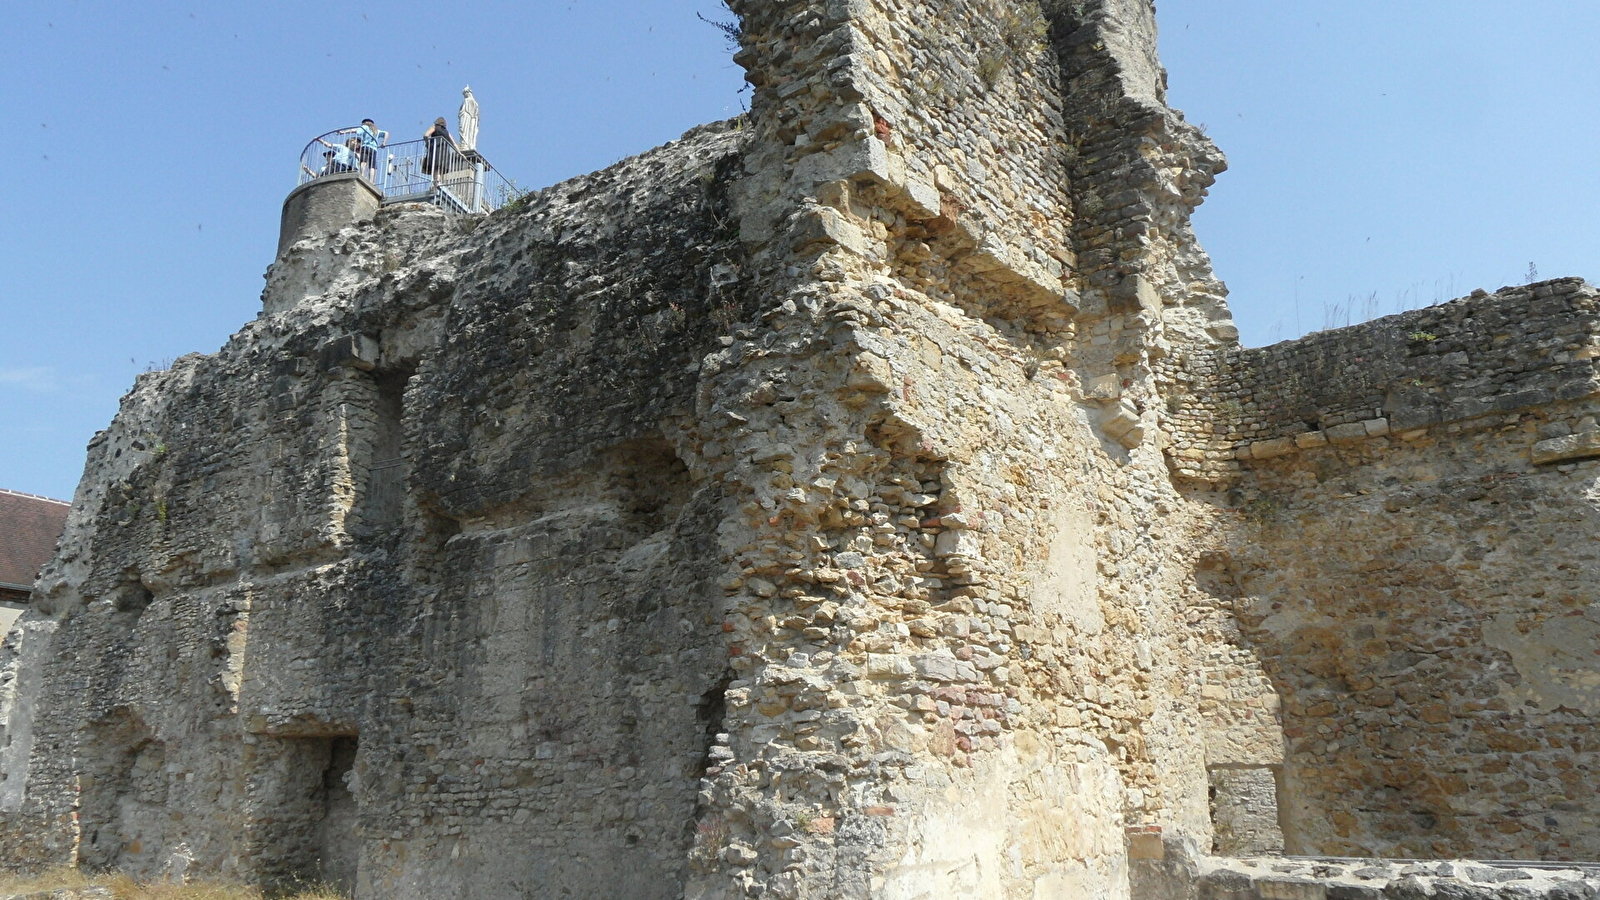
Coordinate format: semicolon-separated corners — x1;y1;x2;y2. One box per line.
1165;277;1600;482
681;1;1236;897
0;1;1255;897
0;123;756;897
729;0;1074;316
1191;280;1600;859
8;0;1597;897
1052;0;1234;465
355;126;754;899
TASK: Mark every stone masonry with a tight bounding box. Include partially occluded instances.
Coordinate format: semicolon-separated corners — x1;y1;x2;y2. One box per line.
1165;278;1600;862
0;2;1595;899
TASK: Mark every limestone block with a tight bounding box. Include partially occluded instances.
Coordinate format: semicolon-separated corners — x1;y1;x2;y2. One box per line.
1532;430;1600;465
1202;869;1260;900
791;137;891;189
808;101;874;144
902;176;941;219
834;551;866;570
1101;402;1145;448
1324;422;1369;444
1257;879;1327;900
1084;375;1122;401
960;233;1065;305
792;205;877;258
825;0;872;20
846;352;894;393
967;235;1010;275
1326;886;1383;900
1113;274;1164;314
1294;431;1329;450
865;654;913;680
912;653;977;683
1249;438;1295;460
1125;827;1165;860
933;528;980;558
317;334;380;371
750;443;796;464
1210;321;1241;342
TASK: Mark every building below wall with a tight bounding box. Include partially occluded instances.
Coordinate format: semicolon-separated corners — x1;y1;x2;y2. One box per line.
0;489;68;631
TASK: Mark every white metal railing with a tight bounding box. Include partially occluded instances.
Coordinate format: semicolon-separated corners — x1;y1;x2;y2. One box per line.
296;126;517;214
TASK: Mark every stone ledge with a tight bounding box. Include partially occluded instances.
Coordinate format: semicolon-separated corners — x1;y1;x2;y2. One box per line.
1532;429;1600;465
1196;857;1600;900
1235;419;1390;463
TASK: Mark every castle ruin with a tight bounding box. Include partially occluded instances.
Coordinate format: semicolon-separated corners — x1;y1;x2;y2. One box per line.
1;2;1597;898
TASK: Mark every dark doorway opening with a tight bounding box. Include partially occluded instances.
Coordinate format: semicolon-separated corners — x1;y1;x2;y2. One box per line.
258;733;361;893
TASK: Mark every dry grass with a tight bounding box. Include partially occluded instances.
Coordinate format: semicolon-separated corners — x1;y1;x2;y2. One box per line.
0;868;346;900
0;866;96;894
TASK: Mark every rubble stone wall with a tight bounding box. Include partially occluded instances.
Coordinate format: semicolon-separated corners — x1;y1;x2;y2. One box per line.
1192;280;1600;859
1191;852;1600;900
0;124;755;898
3;0;1598;897
0;1;1243;896
684;0;1239;896
1164;278;1600;482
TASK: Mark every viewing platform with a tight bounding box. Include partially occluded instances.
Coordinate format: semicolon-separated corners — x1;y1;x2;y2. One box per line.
294;127;513;216
278;88;514;257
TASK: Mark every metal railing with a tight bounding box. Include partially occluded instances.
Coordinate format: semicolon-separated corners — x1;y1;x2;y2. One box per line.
296;126;517;214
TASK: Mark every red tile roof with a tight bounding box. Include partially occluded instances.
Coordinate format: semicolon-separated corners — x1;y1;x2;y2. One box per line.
0;489;70;592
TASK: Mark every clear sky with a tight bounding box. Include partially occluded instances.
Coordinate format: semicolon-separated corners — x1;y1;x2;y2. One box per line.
2;1;1595;502
1158;0;1600;345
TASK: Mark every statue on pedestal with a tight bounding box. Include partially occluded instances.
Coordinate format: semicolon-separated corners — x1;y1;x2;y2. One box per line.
458;86;480;154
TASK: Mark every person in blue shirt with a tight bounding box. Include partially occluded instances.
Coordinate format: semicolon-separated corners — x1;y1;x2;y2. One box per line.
342;119;388;178
316;136;362;175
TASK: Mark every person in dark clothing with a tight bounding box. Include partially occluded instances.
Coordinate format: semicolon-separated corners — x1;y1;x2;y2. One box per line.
423;117;457;180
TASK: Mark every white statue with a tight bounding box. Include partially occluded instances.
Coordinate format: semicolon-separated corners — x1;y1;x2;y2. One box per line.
458;86;480;153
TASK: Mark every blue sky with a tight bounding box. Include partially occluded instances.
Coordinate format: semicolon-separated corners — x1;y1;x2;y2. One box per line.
1159;0;1600;344
2;1;1596;501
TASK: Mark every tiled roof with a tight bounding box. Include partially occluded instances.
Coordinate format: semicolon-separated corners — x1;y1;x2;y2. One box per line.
0;489;70;592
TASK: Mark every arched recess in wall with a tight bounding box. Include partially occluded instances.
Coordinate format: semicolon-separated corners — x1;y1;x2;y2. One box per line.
245;730;361;893
77;709;166;872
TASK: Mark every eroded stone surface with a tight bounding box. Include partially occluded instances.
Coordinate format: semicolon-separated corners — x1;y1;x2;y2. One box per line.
0;1;1597;898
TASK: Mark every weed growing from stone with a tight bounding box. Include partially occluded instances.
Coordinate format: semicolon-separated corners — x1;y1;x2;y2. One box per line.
696;2;741;53
496;179;533;214
710;300;740;333
998;4;1051;55
977;51;1007;87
